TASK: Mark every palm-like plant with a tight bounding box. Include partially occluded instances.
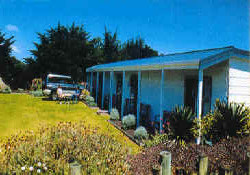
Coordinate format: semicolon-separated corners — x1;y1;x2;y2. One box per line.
168;106;195;142
210;100;249;142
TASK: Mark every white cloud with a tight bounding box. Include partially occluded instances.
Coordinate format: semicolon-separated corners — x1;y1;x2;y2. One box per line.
11;45;21;54
5;24;19;32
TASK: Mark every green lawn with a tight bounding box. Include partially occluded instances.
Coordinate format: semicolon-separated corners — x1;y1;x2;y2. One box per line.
0;94;140;153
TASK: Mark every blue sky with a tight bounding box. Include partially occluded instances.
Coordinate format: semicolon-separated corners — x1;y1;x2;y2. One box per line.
0;0;249;61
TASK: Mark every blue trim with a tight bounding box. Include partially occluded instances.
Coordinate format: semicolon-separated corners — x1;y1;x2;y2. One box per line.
96;72;99;103
90;72;93;95
86;73;89;90
160;69;164;134
137;71;141;127
109;71;113;113
102;72;105;109
121;71;125;120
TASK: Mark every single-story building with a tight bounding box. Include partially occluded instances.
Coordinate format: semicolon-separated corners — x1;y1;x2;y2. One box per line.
86;46;250;133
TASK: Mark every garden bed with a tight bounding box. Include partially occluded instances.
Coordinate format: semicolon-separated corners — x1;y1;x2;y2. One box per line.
127;137;250;175
109;120;141;145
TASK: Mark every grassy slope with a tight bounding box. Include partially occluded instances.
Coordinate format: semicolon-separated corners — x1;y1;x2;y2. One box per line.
0;94;140;153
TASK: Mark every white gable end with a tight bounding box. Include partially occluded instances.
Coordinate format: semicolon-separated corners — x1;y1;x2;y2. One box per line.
228;57;250;106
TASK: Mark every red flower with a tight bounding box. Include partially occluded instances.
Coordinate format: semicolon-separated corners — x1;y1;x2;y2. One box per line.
167;122;170;126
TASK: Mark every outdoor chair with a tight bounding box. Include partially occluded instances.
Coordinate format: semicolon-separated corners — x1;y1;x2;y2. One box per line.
140;103;151;127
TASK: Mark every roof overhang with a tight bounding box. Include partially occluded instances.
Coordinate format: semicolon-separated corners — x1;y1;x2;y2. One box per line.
86;47;250;73
200;48;250;70
86;61;199;72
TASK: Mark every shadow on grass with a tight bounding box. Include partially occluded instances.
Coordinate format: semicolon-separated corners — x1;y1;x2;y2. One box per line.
42;97;51;101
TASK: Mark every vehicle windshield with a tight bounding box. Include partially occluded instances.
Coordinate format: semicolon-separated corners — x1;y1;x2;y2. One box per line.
47;77;73;84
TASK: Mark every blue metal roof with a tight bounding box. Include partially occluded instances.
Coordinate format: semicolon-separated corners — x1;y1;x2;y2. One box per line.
87;46;248;72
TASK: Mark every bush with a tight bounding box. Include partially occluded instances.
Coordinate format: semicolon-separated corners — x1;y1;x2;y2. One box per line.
197;100;250;143
144;133;169;148
30;90;43;97
17;88;24;93
85;95;94;103
134;126;148;140
82;89;90;97
88;102;97;107
43;89;51;96
85;95;97;107
0;122;130;174
0;86;12;94
110;108;120;120
167;106;195;142
31;78;42;91
122;114;136;130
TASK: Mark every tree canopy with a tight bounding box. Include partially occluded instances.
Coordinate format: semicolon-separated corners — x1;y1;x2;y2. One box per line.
31;23;95;81
29;23;159;82
1;22;159;88
0;31;26;88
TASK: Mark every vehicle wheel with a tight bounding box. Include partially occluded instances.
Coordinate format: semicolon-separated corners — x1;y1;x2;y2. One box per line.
51;91;57;101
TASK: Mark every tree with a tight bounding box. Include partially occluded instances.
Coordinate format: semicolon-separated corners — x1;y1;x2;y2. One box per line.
103;27;121;63
0;31;15;85
30;23;95;81
0;31;26;89
121;37;158;60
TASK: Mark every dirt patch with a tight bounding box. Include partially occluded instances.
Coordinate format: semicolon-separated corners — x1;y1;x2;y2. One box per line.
127;137;250;174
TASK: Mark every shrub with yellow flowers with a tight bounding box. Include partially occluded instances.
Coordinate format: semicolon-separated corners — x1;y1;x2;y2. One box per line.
0;121;131;174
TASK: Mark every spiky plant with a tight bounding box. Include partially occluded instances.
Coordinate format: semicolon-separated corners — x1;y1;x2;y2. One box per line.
168;106;195;142
210;100;249;142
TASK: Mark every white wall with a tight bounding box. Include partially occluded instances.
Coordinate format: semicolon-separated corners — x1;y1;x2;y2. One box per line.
204;61;229;109
99;60;237;118
228;57;250;106
140;70;184;120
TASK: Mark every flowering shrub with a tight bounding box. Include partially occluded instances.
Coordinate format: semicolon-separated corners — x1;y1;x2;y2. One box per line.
143;133;169;148
0;122;130;174
122;114;136;130
193;100;250;143
31;78;42;91
134;126;148;140
110;108;120;120
81;89;90;98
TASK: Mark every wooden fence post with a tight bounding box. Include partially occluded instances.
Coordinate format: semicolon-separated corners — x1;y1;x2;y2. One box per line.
247;145;250;175
160;151;171;175
69;161;82;175
199;153;208;175
224;168;233;175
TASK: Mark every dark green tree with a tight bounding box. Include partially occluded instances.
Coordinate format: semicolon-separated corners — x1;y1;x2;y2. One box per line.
30;23;96;81
0;31;26;89
0;31;15;85
121;37;158;60
103;27;121;63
